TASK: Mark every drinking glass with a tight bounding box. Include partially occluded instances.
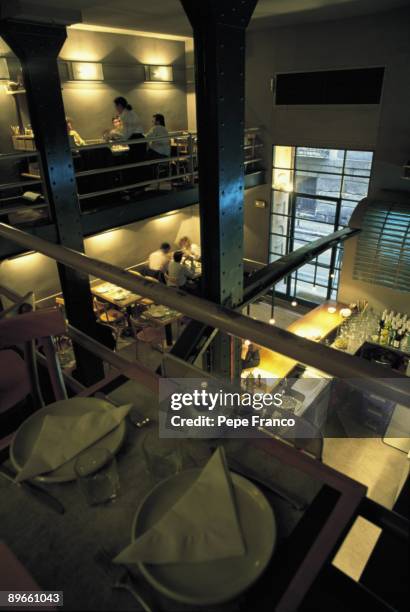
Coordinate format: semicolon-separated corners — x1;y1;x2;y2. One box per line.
75;448;120;506
142;430;183;484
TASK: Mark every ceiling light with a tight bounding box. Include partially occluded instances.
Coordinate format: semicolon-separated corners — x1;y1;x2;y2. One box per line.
71;62;104;81
269;318;275;325
144;65;174;82
291;300;298;307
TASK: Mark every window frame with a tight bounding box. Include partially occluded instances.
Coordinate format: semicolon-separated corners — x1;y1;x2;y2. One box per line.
270;145;373;305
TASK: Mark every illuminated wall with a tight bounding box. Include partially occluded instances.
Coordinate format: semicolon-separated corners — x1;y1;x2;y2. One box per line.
60;27;188;139
0;206;200;305
0;25;188;155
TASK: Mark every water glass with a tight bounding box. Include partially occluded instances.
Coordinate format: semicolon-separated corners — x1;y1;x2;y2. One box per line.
142;430;183;484
75;448;120;506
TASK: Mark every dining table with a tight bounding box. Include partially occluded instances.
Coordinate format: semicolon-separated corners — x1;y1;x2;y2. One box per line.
141;306;184;346
0;372;367;612
91;282;144;310
92;281;184;346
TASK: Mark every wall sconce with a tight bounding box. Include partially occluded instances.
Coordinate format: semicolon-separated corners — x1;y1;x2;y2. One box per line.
144;65;174;82
71;61;104;81
0;57;10;81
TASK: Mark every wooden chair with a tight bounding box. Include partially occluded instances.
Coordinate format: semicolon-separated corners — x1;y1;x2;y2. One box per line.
92;298;126;345
131;316;165;359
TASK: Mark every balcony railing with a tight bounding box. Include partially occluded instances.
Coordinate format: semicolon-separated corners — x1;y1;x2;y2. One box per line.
0;127;264;222
0;220;408;409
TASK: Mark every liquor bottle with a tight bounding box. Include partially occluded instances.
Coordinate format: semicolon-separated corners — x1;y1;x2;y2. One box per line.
393;327;404;349
378;310;387;339
390;321;398;347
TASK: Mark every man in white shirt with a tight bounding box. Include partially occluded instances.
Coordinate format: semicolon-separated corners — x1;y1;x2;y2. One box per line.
146;114;171;158
166;251;196;288
148;242;171;273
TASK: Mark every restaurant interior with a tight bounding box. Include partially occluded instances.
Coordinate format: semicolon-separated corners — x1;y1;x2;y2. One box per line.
0;0;409;611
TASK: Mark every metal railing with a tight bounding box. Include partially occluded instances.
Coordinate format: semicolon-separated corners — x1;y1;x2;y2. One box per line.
0;220;408;408
0;127;263;214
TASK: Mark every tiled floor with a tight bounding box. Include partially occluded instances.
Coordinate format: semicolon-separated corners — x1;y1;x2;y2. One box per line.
325;437;408;580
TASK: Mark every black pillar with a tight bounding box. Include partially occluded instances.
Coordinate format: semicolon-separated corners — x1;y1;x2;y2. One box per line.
181;0;257;378
0;18;104;384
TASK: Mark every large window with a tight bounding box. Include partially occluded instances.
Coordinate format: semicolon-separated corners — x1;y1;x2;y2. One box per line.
270;146;373;304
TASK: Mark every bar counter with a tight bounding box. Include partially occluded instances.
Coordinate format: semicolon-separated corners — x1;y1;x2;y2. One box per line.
256;301;347;380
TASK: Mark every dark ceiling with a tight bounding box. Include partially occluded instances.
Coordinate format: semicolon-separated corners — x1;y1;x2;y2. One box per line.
18;0;410;36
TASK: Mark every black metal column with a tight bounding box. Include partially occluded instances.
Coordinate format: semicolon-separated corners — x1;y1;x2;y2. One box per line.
0;18;104;384
181;0;257;379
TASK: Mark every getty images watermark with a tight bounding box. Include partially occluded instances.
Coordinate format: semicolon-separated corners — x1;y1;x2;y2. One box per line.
159;376;410;439
158;378;300;439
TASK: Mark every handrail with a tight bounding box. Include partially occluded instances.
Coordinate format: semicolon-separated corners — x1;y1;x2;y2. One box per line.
75;153;191;178
0;178;42;191
75;130;192;153
0;127;258;157
0;221;408;407
243;228;358;304
78;171;197;200
0;151;38;162
0;127;262;204
0;202;47;214
67;324;158;394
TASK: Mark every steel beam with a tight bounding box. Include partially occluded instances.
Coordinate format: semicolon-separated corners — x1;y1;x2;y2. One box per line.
243;227;359;304
181;0;258;379
0;17;103;384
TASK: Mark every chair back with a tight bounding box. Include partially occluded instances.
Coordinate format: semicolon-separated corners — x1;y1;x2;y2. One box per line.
0;308;68;411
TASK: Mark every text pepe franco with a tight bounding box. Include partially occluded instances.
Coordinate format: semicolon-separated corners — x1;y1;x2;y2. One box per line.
168;388;296;430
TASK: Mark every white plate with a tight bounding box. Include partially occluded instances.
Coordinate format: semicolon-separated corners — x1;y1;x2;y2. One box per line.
148;307;169;318
10;398;126;483
95;284;112;294
131;469;276;606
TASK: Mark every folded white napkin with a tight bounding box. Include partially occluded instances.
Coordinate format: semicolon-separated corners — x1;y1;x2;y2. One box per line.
114;447;245;565
16;404;131;482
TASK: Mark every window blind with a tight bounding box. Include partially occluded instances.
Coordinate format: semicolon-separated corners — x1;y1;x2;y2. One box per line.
353;201;410;291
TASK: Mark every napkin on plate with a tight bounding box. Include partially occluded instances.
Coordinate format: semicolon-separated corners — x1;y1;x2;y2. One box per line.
114;446;246;565
16;404;131;482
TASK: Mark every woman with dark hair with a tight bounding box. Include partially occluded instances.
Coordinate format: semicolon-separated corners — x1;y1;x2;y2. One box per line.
112;96;144;141
146;113;171;159
112;96;146;187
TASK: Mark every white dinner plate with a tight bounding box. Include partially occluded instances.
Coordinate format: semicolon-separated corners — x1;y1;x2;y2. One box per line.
95;284;112;294
10;398;127;483
148;306;169;318
130;469;276;606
